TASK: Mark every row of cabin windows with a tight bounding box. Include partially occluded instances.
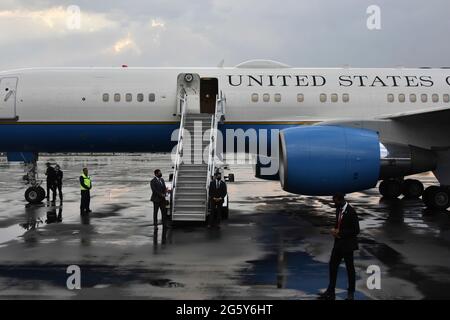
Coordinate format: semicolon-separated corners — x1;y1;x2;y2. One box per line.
251;93;350;103
102;93;156;103
251;93;282;103
387;93;450;103
320;93;350;103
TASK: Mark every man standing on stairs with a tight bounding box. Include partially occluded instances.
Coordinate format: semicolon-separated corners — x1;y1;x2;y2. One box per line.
208;172;227;229
150;169;169;228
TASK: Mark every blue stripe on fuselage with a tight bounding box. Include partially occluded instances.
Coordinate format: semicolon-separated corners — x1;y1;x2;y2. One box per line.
0;123;300;153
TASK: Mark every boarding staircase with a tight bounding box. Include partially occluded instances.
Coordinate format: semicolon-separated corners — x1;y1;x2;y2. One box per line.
171;92;225;222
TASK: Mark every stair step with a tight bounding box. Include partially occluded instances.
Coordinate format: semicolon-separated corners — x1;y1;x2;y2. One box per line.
173;208;206;214
178;170;208;174
175;196;206;201
180;165;208;168
176;186;205;190
175;202;207;207
172;213;206;221
175;191;205;196
178;174;207;178
174;206;206;213
186;115;212;118
177;184;205;189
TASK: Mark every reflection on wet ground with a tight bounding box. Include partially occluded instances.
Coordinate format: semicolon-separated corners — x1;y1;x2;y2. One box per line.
0;155;449;299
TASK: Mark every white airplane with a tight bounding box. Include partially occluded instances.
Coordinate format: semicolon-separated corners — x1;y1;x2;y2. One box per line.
0;60;449;220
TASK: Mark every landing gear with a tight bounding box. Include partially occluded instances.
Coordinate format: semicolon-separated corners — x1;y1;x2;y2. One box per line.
423;186;450;211
379;179;403;199
402;179;424;199
23;160;46;204
379;178;449;210
25;186;45;204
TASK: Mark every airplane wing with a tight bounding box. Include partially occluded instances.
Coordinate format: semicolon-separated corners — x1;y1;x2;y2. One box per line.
378;106;450;123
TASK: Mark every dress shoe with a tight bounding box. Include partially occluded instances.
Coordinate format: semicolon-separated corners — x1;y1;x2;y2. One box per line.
318;290;336;300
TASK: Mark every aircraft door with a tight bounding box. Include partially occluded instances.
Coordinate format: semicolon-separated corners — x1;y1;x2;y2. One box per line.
177;73;201;114
0;77;18;120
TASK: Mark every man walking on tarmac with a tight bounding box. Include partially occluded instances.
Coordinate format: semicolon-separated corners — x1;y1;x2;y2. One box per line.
80;167;92;214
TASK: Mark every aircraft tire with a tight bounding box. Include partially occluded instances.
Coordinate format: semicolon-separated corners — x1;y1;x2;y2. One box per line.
423;186;450;211
379;179;402;199
25;187;44;204
402;179;424;199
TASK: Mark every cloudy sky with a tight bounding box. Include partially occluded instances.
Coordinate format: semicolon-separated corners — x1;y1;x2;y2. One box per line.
0;0;449;70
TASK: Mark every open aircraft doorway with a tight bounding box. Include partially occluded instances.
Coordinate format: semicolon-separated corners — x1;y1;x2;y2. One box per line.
200;78;218;114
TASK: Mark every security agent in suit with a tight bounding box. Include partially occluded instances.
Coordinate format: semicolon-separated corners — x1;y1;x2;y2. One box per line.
319;193;360;300
150;169;169;228
45;162;57;202
208;172;227;229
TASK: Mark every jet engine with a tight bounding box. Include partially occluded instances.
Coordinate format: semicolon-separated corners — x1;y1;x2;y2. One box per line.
279;126;436;195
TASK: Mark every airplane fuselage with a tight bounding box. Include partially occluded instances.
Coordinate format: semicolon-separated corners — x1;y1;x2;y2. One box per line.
1;65;450;153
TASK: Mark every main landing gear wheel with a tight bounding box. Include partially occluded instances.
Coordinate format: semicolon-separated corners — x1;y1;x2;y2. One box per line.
379;179;403;199
402;179;424;199
23;159;45;204
25;186;45;204
423;186;450;211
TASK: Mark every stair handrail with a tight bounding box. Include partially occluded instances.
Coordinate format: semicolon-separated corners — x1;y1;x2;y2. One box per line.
216;90;226;122
171;93;188;215
205;95;222;215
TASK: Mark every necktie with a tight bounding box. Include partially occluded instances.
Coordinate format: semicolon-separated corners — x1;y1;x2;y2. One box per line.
337;208;344;231
216;180;219;189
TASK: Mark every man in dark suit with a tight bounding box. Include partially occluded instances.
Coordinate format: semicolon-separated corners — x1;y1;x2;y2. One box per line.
55;164;63;202
208;172;227;229
319;193;360;300
45;162;57;203
150;169;169;228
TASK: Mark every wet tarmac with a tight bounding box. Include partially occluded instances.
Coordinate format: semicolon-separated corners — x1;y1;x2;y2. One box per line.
0;154;449;300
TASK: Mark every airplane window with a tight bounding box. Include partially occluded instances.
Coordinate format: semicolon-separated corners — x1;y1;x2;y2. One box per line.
421;94;428;103
102;93;109;102
444;94;450;103
432;94;439;103
274;93;282;102
398;94;406;103
409;94;417;103
126;93;132;102
342;93;350;103
263;93;270;102
149;93;156;102
320;94;327;103
114;93;121;102
331;93;338;103
251;93;259;102
387;94;394;103
297;93;304;103
137;93;144;102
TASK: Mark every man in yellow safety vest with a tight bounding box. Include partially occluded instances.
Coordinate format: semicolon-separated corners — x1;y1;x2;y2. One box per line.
80;167;92;214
